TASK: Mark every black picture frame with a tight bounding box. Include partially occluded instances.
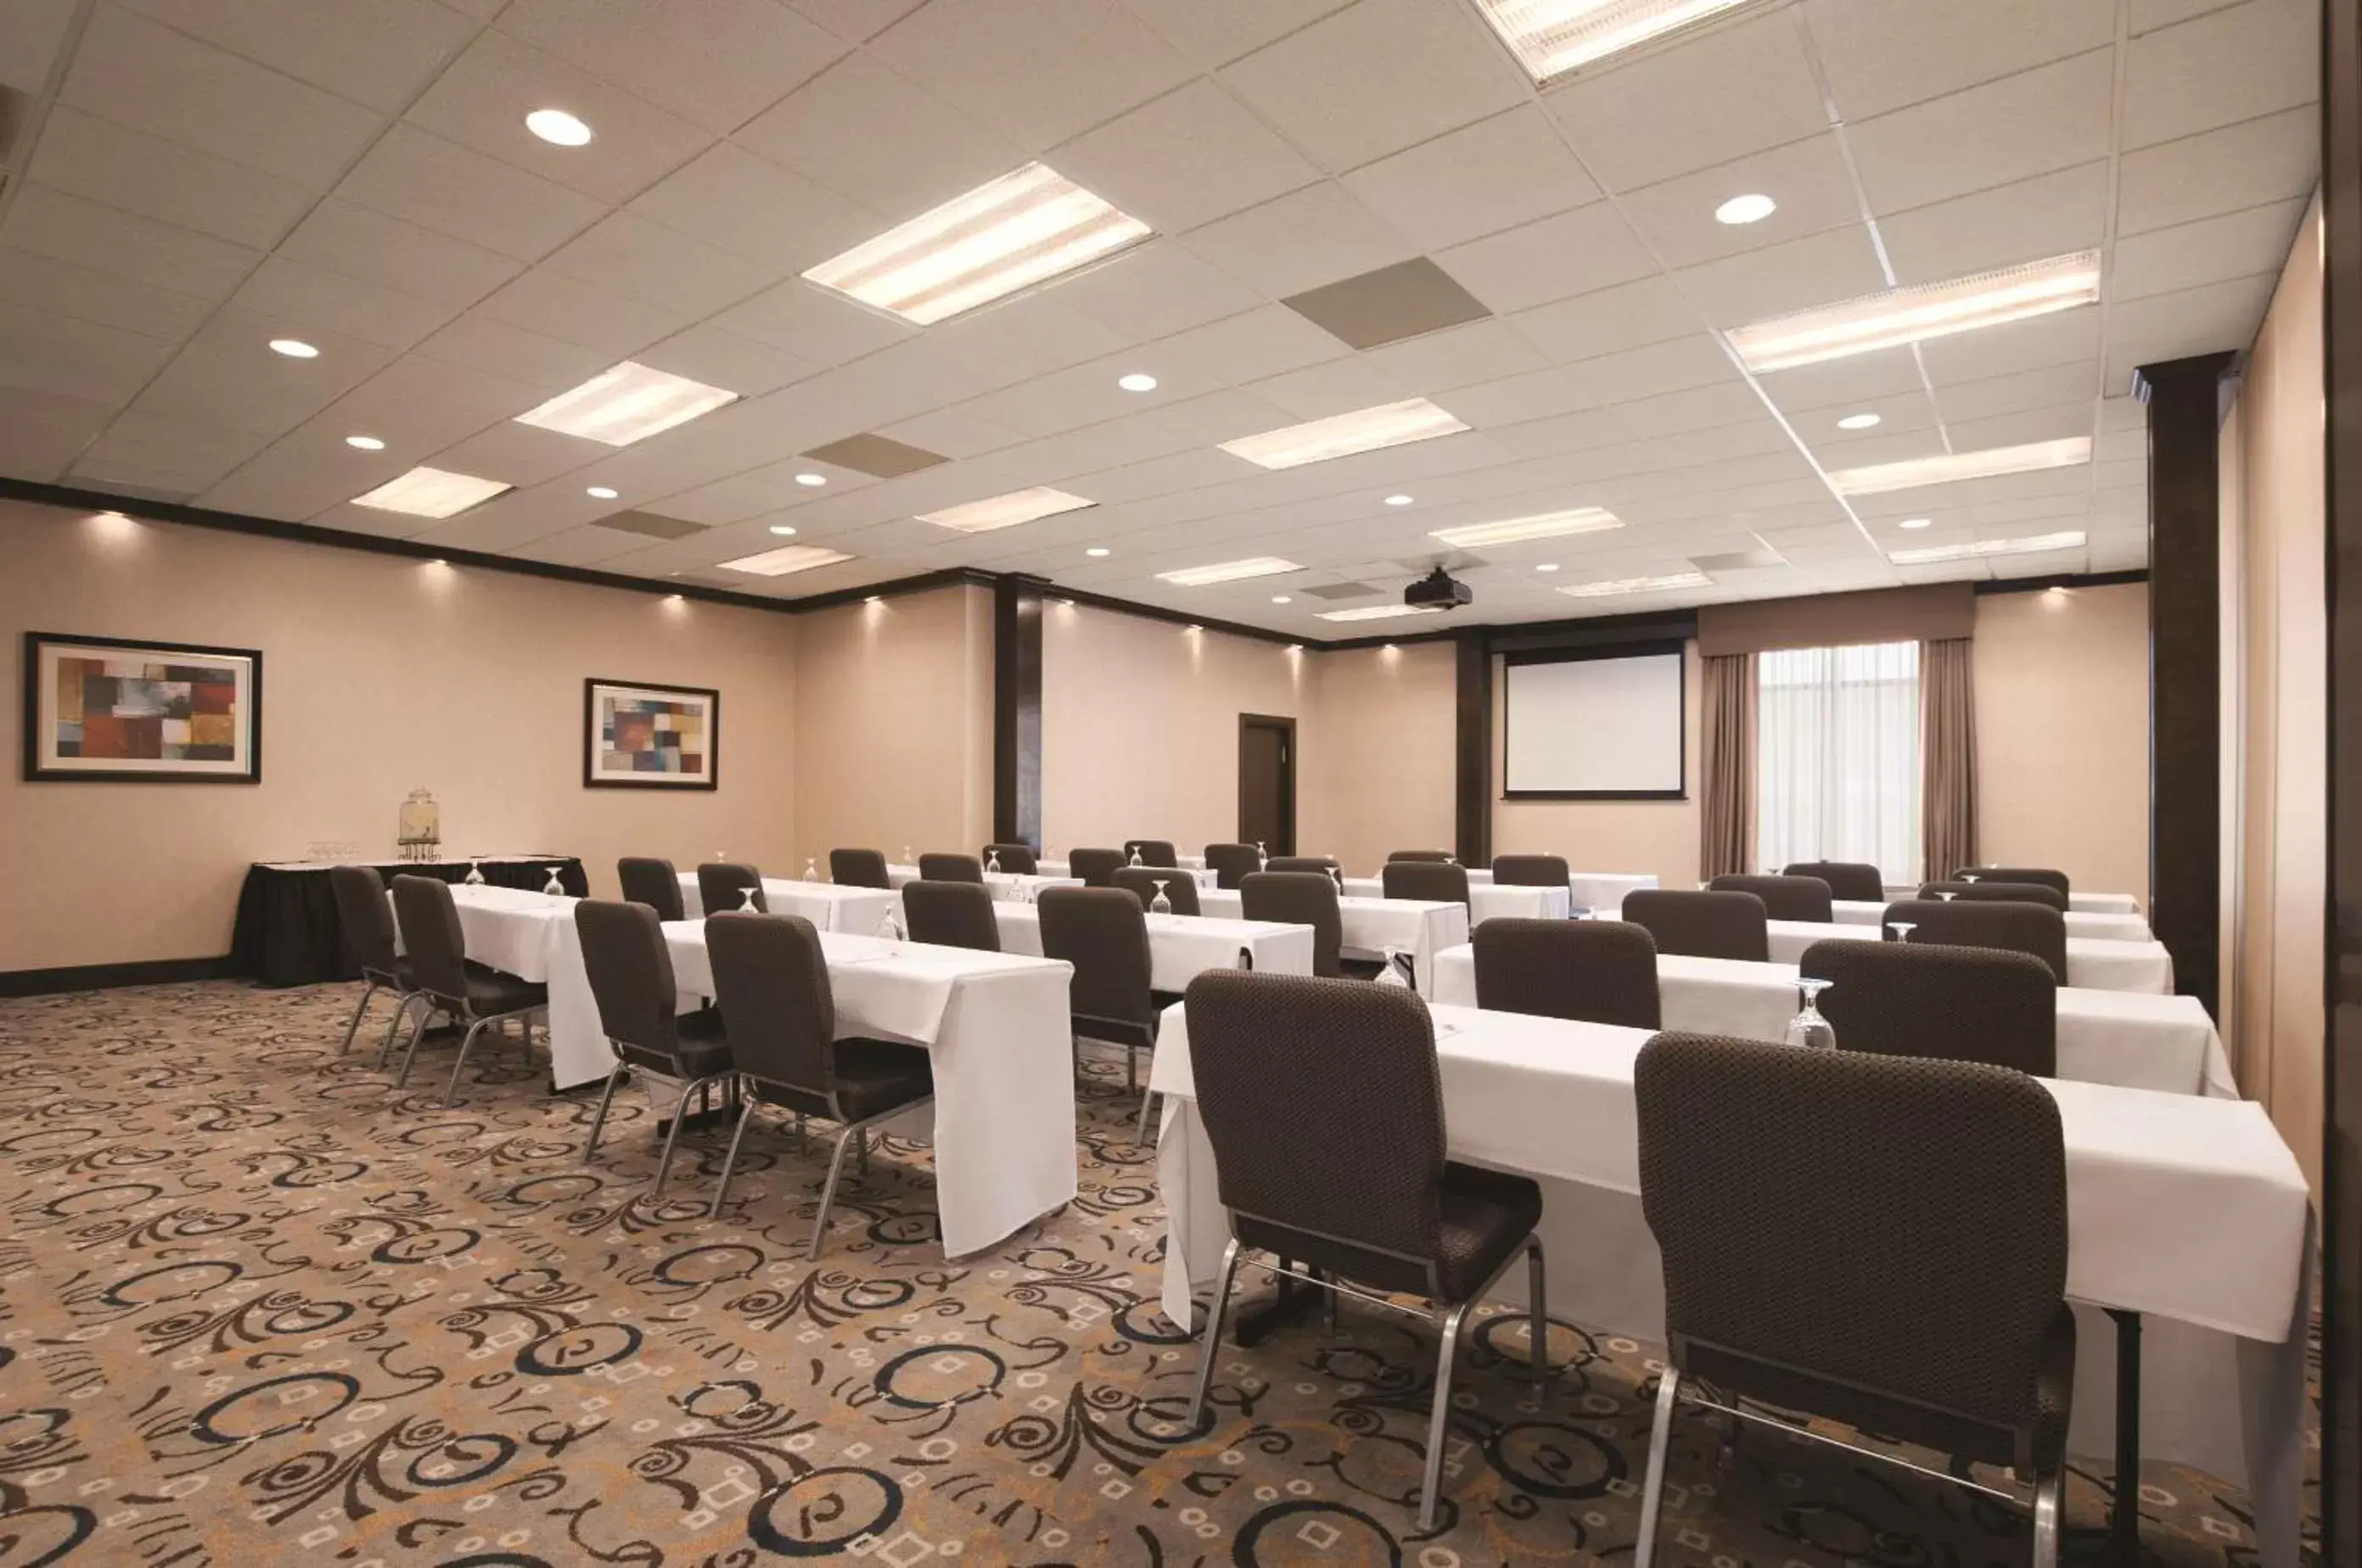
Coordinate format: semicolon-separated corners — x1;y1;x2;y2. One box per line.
23;630;263;784
1500;640;1689;801
582;676;721;791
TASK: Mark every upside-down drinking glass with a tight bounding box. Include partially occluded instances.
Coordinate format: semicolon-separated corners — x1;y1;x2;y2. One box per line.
1786;978;1836;1050
1150;878;1172;915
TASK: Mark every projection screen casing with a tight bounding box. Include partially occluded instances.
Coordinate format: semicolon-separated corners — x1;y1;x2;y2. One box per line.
1502;644;1687;798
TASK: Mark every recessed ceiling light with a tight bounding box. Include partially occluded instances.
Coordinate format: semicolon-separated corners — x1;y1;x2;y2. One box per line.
1158;557;1301;587
716;543;855;577
351;466;511;518
586;485;619;500
917;486;1095;534
1888;531;2086;566
1185;624;1203;633
1316;603;1445;623
1383;494;1416;507
1220;399;1468;470
1836;412;1882;430
1271;595;1293;604
1715;193;1776;226
864;595;883;605
1473;0;1775;82
345;435;384;451
1118;372;1159;392
769;524;798;535
1559;571;1713;599
794;472;827;487
1428;506;1622;549
803;162;1152;327
1535;563;1560;573
525;108;592;146
1826;437;2092;496
269;339;318;358
1899;517;1933;530
514;361;739;446
1728;250;2101;372
1086;546;1110;557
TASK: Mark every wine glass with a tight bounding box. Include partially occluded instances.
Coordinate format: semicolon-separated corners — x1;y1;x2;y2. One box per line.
1256;840;1267;871
1150;878;1173;916
463;859;486;886
541;865;565;895
1887;921;1916;944
1934;889;1956;901
804;857;819;882
1786;978;1837;1050
1330;865;1345;894
738;885;761;912
902;844;913;869
986;848;1002;876
1961;871;1982;883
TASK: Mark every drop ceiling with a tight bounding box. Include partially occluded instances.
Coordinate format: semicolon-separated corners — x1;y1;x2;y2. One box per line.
0;0;2321;633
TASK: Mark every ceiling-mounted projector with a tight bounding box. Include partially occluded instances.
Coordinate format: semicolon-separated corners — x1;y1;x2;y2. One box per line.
1405;564;1473;611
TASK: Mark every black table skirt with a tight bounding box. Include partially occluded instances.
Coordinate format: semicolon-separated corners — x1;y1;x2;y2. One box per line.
231;857;590;987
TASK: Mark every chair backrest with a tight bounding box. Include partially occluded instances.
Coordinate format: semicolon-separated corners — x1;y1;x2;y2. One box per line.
981;843;1038;875
704;911;835;1098
1113;865;1200;916
1203;843;1263;888
1781;860;1887;902
1265;855;1338;877
1958;865;2070;899
1635;1033;2067;1453
1473;918;1660;1029
388;875;470;1001
1799;940;2057;1076
917;852;984;884
1707;872;1833;923
1382;860;1470;905
1920;880;2068;911
616;856;685;921
328;864;400;980
1124;838;1179;867
1883;899;2067;984
1624;889;1770;961
1185;970;1451;1296
1036;888;1155;1028
698;861;765;915
1238;871;1343;977
901;881;1001;951
1491;853;1570;889
830;848;891;888
573;899;687;1068
1387;848;1456;863
1068;848;1125;888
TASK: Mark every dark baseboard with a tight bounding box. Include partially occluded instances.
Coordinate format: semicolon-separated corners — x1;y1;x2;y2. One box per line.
0;955;239;997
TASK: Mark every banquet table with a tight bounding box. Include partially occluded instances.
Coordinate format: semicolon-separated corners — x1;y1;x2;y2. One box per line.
1149;1000;2310;1568
1339;877;1571;924
1758;918;2175;992
1833;899;2154;943
1883;882;2141;916
885;864;1078;901
987;904;1316;988
237;854;586;985
1037;860;1220;889
676;872;897;933
1196;888;1470;991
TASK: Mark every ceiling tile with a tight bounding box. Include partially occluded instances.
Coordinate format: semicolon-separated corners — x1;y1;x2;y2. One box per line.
0;0;81;95
2116;105;2319;235
1804;0;2117;122
496;0;844;134
414;311;615;390
2122;0;2317;150
25;105;312;251
1878;162;2109;283
227;256;461;351
712;277;919;366
0;184;261;299
274;199;526;308
1933;361;2101;423
114;0;478;112
1848;50;2114;215
1361;319;1549;394
541;210;777;315
310;350;556;453
0;247;215;342
2102;271;2279;384
434;417;609;486
865;0;1195;152
1048;80;1320;234
335;125;608;262
1246;356;1414;421
731;53;1026;220
1431;201;1658;315
1179;182;1416;300
1340;106;1599;255
0;301;178;404
1917;304;2101;384
473;267;700;356
1281;258;1491;351
1117;0;1352;69
634;322;821;398
1753;345;1926;411
1556;333;1740;404
1673;224;1888;328
0;386;113;481
784;0;927;43
2111;198;2306;301
1615;133;1865;270
1508;277;1704;365
1052;239;1268;342
626;142;884;273
1152;305;1355;386
73;410;270;493
1433;367;1602;428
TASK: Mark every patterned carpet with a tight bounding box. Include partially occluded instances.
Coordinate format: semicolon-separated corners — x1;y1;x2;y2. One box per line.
0;980;2314;1567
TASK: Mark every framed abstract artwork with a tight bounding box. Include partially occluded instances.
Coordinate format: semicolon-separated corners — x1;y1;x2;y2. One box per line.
24;631;262;783
583;678;719;790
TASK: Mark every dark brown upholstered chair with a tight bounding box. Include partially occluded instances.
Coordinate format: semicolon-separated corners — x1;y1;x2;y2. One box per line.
1203;843;1264;888
1631;1033;2071;1568
1387;848;1456;863
1624;889;1770;962
1473;918;1660;1028
1068;848;1125;888
902;881;1001;951
1181;972;1546;1532
328;865;416;1057
1921;880;2069;911
697;861;766;916
1958;865;2071;899
1114;865;1200;916
705;912;934;1251
1239;871;1344;977
617;856;686;921
917;852;984;884
830;848;891;888
1883;899;2068;985
1781;860;1887;902
1492;854;1571;889
1038;887;1164;1143
982;843;1038;875
1799;939;2057;1076
1383;860;1471;906
388;875;550;1106
1266;854;1339;877
1707;872;1833;923
572;899;735;1197
1125;838;1180;867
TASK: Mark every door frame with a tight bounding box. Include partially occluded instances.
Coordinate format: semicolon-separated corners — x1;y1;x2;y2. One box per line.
1237;713;1297;855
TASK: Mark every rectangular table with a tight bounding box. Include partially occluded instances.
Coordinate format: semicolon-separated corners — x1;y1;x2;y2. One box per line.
1340;878;1571;924
677;872;898;933
886;864;1078;901
1037;860;1220;889
1885;882;2141;917
1833;899;2154;943
1759;918;2176;992
1197;888;1470;991
985;904;1315;988
239;854;586;985
1148;1000;2309;1568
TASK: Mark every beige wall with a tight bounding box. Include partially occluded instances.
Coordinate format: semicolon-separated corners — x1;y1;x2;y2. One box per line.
1310;642;1457;871
0;496;799;972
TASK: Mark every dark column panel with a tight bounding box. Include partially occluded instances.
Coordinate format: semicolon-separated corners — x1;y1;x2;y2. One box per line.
993;577;1043;848
1455;629;1492;867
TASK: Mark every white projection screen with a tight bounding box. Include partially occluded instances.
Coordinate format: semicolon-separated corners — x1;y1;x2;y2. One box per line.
1503;647;1686;798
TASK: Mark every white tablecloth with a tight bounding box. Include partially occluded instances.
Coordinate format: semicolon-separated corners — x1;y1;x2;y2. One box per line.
885;864;1079;902
1339;878;1571;923
986;905;1315;988
1149;1000;2310;1566
1759;919;2175;993
1884;882;2142;916
1037;860;1220;889
677;872;898;932
1568;872;1660;912
1197;889;1470;992
1833;899;2154;943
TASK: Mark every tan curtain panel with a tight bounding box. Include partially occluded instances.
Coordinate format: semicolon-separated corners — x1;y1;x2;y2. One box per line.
1921;637;1978;880
1699;652;1757;881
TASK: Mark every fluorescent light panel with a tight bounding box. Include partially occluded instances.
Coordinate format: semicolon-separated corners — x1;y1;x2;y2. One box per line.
1220;398;1469;470
716;544;855;577
1559;571;1712;598
917;487;1095;534
515;361;738;446
1727;251;2101;372
1316;603;1445;623
351;466;511;518
1827;437;2092;496
1157;557;1301;587
1429;506;1622;548
1888;531;2086;566
804;162;1151;327
1473;0;1772;82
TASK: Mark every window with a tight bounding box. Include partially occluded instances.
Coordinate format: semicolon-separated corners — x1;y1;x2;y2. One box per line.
1758;641;1921;881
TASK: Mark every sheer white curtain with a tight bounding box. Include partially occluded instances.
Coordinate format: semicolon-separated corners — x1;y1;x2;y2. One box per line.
1757;641;1922;882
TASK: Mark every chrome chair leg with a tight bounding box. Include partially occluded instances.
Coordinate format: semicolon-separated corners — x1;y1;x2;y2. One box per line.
1417;1299;1474;1533
395;1001;444;1087
584;1062;631;1159
710;1084;760;1218
1635;1367;1681;1568
1526;1237;1549;1383
808;1123;864;1260
1135;1090;1157;1149
339;980;380;1055
379;993;418;1069
650;1077;704;1200
2032;1469;2062;1568
442;1016;492;1106
1185;1237;1243;1427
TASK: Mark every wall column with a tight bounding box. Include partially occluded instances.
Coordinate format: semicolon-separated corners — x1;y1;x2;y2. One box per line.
993;576;1043;848
1455;629;1492;865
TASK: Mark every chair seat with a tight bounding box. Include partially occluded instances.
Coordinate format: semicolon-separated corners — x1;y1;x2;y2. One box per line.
363;957;415;989
674;1006;736;1078
457;964;549;1019
829;1039;934;1121
1433;1161;1546;1300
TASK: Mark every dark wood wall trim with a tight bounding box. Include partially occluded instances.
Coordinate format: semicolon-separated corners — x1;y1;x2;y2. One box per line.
1976;568;2150;596
0;955;236;997
994;576;1045;848
1454;630;1493;865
